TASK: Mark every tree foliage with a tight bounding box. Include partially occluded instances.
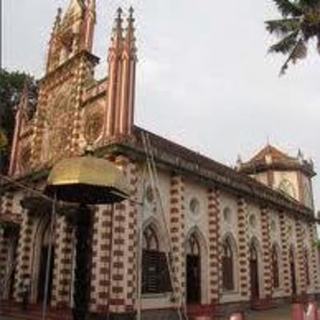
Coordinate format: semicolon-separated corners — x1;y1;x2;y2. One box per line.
0;69;37;173
266;0;320;75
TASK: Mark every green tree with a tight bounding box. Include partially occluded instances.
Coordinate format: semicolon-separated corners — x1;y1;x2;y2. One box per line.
265;0;320;75
0;69;37;173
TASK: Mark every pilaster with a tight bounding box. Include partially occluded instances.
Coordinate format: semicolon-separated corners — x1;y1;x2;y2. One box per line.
237;197;250;299
207;188;221;304
260;207;272;299
51;215;74;308
307;223;320;293
279;212;291;296
295;220;306;295
89;206;113;314
108;156;138;315
14;213;34;301
169;175;186;306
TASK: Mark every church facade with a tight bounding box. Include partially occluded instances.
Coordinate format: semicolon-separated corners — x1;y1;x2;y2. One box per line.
1;1;319;319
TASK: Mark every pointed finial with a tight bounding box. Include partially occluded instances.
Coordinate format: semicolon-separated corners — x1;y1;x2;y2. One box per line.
297;148;304;163
266;135;270;146
111;7;123;45
128;6;135;27
115;7;123;31
117;7;123;20
309;158;314;168
124;6;136;53
129;6;134;19
235;154;242;170
53;7;62;32
86;0;95;11
64;0;85;20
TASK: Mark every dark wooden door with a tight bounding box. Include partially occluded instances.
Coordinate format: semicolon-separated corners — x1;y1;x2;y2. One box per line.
186;255;201;304
290;260;297;296
250;259;259;299
250;245;259;300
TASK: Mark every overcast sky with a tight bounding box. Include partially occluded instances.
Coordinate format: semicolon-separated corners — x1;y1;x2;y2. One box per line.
4;0;320;210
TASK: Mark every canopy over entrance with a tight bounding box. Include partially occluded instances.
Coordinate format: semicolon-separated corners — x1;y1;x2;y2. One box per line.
45;155;130;204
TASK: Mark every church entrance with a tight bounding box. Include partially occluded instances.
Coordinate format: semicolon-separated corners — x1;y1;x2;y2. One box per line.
37;245;55;303
8;236;18;300
33;219;55;304
289;247;297;297
186;234;201;304
250;242;260;301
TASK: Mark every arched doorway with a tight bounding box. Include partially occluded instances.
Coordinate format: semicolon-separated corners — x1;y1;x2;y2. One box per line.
289;246;297;296
249;241;260;301
36;221;55;304
186;233;201;304
2;227;19;300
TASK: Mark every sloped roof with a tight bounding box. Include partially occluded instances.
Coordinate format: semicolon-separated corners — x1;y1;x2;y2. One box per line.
249;144;293;163
239;144;315;177
94;126;314;220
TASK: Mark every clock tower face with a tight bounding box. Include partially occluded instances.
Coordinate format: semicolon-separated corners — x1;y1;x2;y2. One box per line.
46;87;74;163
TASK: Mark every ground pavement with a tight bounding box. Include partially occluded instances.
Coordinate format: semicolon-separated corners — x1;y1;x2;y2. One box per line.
0;305;296;320
247;305;291;320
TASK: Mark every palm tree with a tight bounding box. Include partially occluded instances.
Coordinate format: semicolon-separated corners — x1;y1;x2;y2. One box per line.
266;0;320;75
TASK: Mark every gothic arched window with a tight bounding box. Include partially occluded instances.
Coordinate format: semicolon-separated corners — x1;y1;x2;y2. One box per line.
187;233;201;256
142;225;171;294
222;236;235;291
272;244;280;289
186;232;202;303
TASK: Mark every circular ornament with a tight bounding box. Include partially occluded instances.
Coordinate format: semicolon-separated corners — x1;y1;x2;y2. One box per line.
249;214;257;228
223;207;232;223
189;198;200;216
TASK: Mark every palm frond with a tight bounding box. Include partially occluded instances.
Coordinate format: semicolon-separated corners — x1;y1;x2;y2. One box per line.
291;39;307;62
279;38;307;75
316;33;320;53
265;18;301;35
272;0;303;16
299;0;320;9
269;30;299;54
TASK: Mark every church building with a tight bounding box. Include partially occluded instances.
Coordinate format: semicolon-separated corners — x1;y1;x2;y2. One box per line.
0;1;319;319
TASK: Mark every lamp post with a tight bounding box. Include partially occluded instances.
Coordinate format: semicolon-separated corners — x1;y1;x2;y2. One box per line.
44;153;130;320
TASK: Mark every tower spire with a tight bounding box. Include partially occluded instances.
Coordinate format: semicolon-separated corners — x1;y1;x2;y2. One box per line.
53;7;62;33
105;7;138;137
46;7;62;72
82;0;96;52
64;0;85;19
112;7;124;52
124;6;137;57
105;8;124;136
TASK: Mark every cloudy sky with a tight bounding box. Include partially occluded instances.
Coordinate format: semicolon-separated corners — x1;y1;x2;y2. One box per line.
4;0;320;210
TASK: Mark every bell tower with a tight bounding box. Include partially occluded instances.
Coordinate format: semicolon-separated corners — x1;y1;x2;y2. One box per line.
238;145;316;209
46;0;96;73
30;0;99;169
